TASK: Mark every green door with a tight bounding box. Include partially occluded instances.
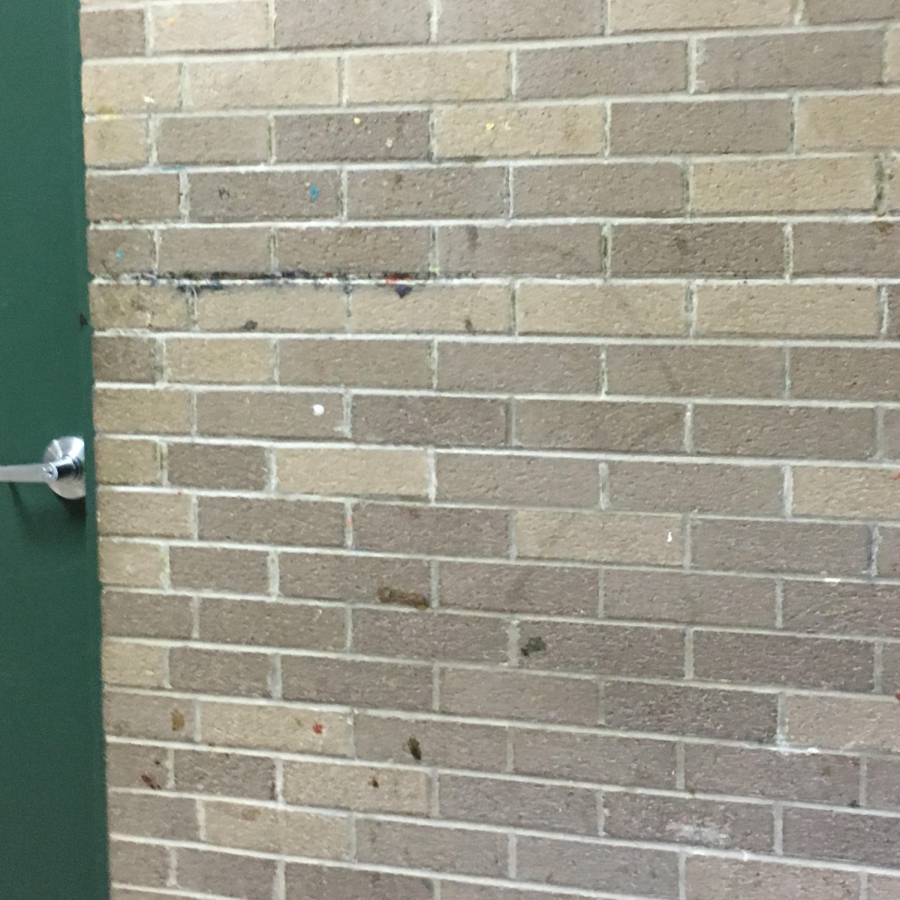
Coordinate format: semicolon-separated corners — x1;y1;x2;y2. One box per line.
0;1;109;898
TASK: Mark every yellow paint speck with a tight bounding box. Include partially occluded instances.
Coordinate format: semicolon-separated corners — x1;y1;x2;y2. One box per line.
485;122;495;131
353;116;361;125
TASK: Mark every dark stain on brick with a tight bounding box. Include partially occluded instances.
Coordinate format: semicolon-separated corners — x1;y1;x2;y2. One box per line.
408;736;423;761
520;636;547;657
377;586;430;610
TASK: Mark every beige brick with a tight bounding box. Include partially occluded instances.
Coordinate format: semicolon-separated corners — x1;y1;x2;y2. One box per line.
90;283;190;331
277;448;429;498
93;334;157;383
196;391;344;439
97;490;192;538
869;758;900;808
109;840;168;887
692;158;876;213
94;388;191;435
783;581;900;638
516;282;685;336
102;590;193;639
686;857;858;900
196;284;345;333
795;223;900;277
158;227;271;276
89;228;156;277
109;792;198;840
351;284;511;334
805;0;900;22
82;63;180;113
168;443;267;491
285;760;430;814
102;640;167;688
186;58;339;109
203;800;349;858
435;105;603;158
610;0;791;30
95;438;160;486
157;116;270;165
276;0;429;47
84;118;148;167
346;50;508;103
799;95;900;151
286;865;432;900
784;807;900;868
695;284;879;337
791;347;900;400
198;496;344;547
439;0;601;40
166;338;272;384
169;546;269;596
152;2;268;52
169;647;271;697
200;701;351;755
105;691;194;740
81;9;145;58
888;27;900;81
99;538;166;588
177;849;276;900
793;467;900;519
88;173;181;224
871;877;900;900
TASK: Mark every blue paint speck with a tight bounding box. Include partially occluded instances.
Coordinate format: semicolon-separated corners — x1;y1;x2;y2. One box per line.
115;250;125;259
309;185;320;201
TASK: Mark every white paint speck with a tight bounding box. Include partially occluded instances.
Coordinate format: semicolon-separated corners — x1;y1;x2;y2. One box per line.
312;404;325;416
667;532;674;543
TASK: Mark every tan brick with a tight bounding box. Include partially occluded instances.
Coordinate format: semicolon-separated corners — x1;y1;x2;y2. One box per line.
84;117;148;167
94;388;191;435
203;800;349;858
612;100;791;154
88;228;156;276
610;0;790;30
693;157;876;213
200;701;351;755
889;27;900;81
793;467;900;518
348;167;506;220
440;668;601;726
792;347;900;400
346;50;508;103
438;0;601;40
351;284;511;334
97;490;191;538
277;447;429;498
199;497;344;547
685;858;858;900
108;792;198;840
879;527;900;575
435;453;600;507
612;223;785;277
170;647;271;697
102;590;193;639
99;538;166;588
275;0;429;47
168;443;267;491
105;690;194;740
783;581;900;638
177;849;276;900
694;284;879;337
185;58;339;109
152;2;268;52
196;283;345;333
788;695;900;752
170;546;269;594
784;807;900;868
166;338;272;384
157;116;270;165
866;758;900;810
109;840;168;887
285;760;430;814
871;877;900;900
174;749;275;799
285;864;432;900
159;227;271;276
799;95;900;151
112;890;183;900
279;338;431;389
805;0;900;22
96;438;160;486
795;223;900;277
90;283;190;331
83;63;180;114
436;105;603;159
196;390;344;439
189;171;341;223
93;334;157;383
439;886;575;900
81;9;145;58
102;640;166;688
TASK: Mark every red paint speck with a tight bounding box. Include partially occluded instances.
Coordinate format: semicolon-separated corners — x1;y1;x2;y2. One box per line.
313;723;324;734
893;472;900;481
895;693;900;702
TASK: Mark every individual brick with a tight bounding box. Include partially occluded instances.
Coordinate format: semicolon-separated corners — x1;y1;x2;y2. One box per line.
81;9;145;58
82;63;179;114
353;608;508;663
866;758;900;810
84;118;148;167
108;792;198;840
604;570;776;627
158;227;271;276
612;223;785;277
889;26;900;81
517;43;687;99
805;0;900;22
166;338;272;384
794;223;900;277
196;391;344;439
106;738;168;792
198;497;344;548
282;656;433;711
786;695;900;752
157;116;270;165
109;840;169;888
435;453;600;507
783;807;900;868
517;836;678;895
440;225;602;277
694;284;880;337
784;582;900;638
353;504;509;558
185;58;339;109
516;282;686;336
605;682;778;742
871;877;900;900
698;31;884;91
167;443;268;491
90;283;189;331
111;891;182;900
203;800;349;858
692;406;875;460
279;339;431;389
609;0;791;30
881;644;900;694
885;413;900;459
793;467;900;519
437;0;602;41
177;849;276;900
276;112;429;162
440;886;577;900
439;562;599;616
174;749;275;800
196;284;345;333
169;547;270;594
285;864;433;900
346;50;508;103
515;400;685;453
275;0;429;47
285;760;430;814
277;227;430;279
102;640;166;688
691;520;869;576
880;528;900;576
347;168;506;220
151;2;268;52
102;590;193;639
611;100;791;154
515;510;683;566
169;647;271;697
355;714;507;771
608;462;783;515
97;490;191;538
99;539;166;589
353;395;507;447
514;162;684;217
189;172;341;222
440;669;600;725
791;347;900;400
684;745;860;805
86;174;180;223
88;228;155;276
356;819;506;877
435;105;603;159
93;334;157;383
105;691;194;741
798;95;900;151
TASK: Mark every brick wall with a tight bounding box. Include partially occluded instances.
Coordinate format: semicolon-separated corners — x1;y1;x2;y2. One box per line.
85;1;900;898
